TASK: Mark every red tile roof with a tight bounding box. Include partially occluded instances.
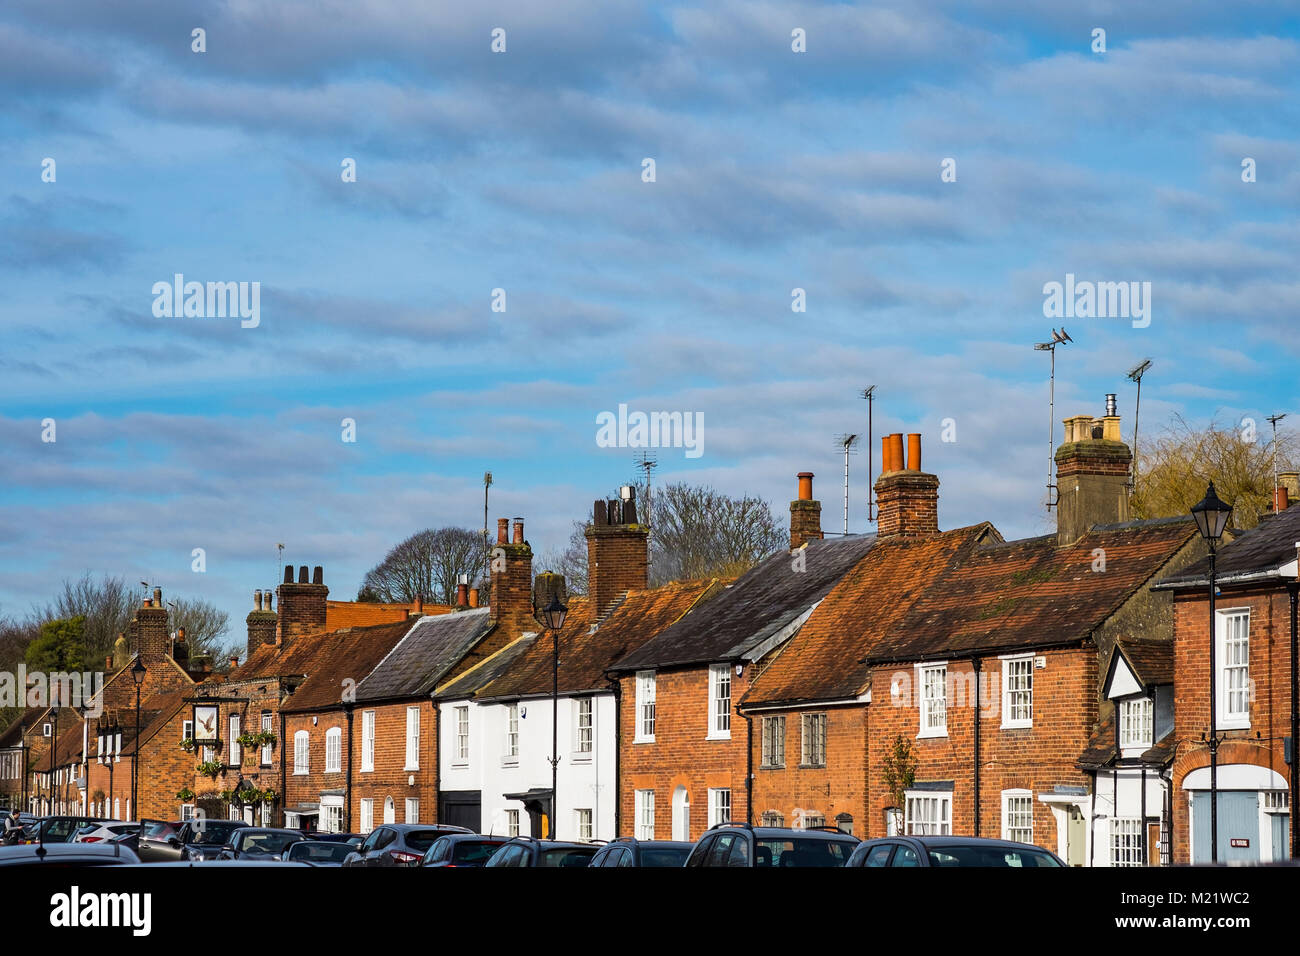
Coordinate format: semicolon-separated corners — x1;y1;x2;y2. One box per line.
743;525;996;708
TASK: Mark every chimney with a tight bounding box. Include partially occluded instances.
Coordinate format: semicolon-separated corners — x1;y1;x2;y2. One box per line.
276;564;329;646
1055;396;1132;547
1274;486;1290;513
497;518;509;544
112;634;129;671
586;489;649;618
172;626;189;668
456;582;469;608
490;517;536;635
246;589;278;659
137;589;170;663
469;587;480;608
1279;473;1299;506
790;472;823;550
874;433;939;538
229;656;239;669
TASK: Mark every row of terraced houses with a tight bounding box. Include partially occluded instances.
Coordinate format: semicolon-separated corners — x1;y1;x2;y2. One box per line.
3;396;1300;866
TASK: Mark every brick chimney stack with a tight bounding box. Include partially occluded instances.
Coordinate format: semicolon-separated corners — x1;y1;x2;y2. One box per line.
789;472;823;550
874;432;940;538
1054;395;1132;547
246;589;278;659
586;489;649;618
137;590;170;663
490;518;536;635
277;565;329;646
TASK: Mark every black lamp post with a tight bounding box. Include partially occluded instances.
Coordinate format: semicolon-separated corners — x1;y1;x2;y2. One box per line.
541;594;568;839
19;723;26;815
1191;480;1233;864
131;658;147;818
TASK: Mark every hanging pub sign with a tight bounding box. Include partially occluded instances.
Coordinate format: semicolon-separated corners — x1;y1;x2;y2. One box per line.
192;704;219;744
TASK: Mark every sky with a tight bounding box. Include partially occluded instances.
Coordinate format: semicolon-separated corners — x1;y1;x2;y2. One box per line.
1;1;1298;650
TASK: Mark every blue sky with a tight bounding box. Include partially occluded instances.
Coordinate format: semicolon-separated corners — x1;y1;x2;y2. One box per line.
2;1;1298;649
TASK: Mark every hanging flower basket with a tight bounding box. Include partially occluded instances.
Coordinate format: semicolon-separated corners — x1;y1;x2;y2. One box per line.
175;787;196;802
179;737;197;753
196;760;223;779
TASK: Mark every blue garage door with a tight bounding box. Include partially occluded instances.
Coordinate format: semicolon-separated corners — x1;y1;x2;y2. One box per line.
1191;792;1258;863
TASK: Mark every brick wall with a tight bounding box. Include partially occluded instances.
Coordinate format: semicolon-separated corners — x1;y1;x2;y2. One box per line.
618;665;753;840
749;704;867;834
586;523;649;618
350;699;439;830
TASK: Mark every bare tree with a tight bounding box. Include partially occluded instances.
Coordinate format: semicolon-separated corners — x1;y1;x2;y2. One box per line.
1132;414;1297;531
38;574;137;665
168;597;232;661
359;527;484;605
536;520;591;595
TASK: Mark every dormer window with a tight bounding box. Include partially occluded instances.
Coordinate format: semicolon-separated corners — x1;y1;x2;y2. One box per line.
1119;697;1152;751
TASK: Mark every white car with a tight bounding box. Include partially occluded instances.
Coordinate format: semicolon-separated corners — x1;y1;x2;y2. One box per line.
72;821;139;844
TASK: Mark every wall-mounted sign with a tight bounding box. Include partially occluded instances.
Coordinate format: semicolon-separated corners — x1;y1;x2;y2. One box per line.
192;704;219;744
1229;838;1250;848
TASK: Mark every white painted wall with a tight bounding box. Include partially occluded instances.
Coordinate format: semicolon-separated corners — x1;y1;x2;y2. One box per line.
438;694;616;840
1090;768;1168;866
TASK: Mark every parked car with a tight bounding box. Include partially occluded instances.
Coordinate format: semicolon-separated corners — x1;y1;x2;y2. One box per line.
301;830;364;847
343;824;472;867
483;837;601;868
845;835;1065;868
419;833;510;867
72;821;140;844
136;817;249;862
283;840;355;866
0;842;141;866
218;827;305;861
588;838;694;868
684;823;859;868
30;816;111;845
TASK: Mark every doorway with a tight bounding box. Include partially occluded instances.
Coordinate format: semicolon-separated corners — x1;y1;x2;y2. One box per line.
672;787;690;841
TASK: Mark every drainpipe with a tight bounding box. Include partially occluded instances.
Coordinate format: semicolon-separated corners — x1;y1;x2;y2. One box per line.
972;658;982;838
1140;765;1148;866
433;698;441;826
344;702;355;833
608;677;621;836
738;701;753;826
278;708;287;828
1290;575;1298;857
1089;770;1097;867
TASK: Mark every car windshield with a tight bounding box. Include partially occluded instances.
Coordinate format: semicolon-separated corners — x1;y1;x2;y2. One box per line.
404;830;450;851
191;823;241;845
290;843;352;863
538;847;598;867
641;847;690;867
241;832;299;853
755;837;853;867
926;845;1063;867
452;841;506;865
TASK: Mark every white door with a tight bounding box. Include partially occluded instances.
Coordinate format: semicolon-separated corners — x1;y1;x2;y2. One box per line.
672;787;690;841
384;796;395;824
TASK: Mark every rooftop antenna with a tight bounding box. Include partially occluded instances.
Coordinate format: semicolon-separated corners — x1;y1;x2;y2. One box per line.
634;452;657;529
1035;328;1072;510
1268;413;1288;509
482;472;492;586
834;434;860;535
276;544;284;586
1126;359;1152;495
861;386;876;522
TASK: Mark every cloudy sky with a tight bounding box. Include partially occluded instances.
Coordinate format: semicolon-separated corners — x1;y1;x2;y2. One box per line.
2;1;1298;647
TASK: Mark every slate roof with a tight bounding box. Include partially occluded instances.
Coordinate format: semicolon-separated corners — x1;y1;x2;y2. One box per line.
434;632;542;702
869;518;1198;662
228;619;415;714
610;535;877;673
355;609;494;703
1157;503;1300;588
743;525;996;708
462;581;717;702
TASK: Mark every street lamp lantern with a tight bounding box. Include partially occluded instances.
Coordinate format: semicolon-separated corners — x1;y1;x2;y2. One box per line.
541;595;568;632
130;657;147;687
1190;480;1233;864
1191;481;1233;542
130;659;146;821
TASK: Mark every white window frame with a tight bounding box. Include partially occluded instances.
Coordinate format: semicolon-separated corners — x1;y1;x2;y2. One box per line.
405;797;419;823
325;727;342;773
708;787;731;827
574;698;593;757
180;803;195;821
383;796;395;824
917;663;948;738
1119;697;1153;752
260;711;273;765
800;713;826;768
1001;789;1033;844
320;795;344;833
576;808;593;841
505;808;520;837
1000;655;1033;729
635;789;655;840
405;706;420;771
229;714;242;765
761;715;786;768
904;791;951;835
504;704;519;762
707;664;731;740
1110;817;1142;867
454;706;470;764
293;730;309;775
361;710;375;772
1217;608;1251;729
635;671;656;743
182;719;193;743
359;797;374;833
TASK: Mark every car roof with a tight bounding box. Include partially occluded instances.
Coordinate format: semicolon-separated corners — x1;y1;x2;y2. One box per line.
708;826;857;842
882;835;1052;850
0;843;140;863
608;839;693;849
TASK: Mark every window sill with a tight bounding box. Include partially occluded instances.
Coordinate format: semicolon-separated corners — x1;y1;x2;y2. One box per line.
360;767;374;774
706;732;732;741
404;765;420;772
571;754;593;764
633;737;655;745
501;758;519;768
798;762;827;770
1000;720;1032;731
917;728;948;740
1216;718;1250;732
759;764;785;771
